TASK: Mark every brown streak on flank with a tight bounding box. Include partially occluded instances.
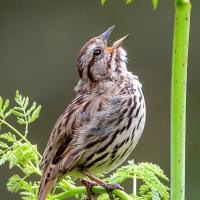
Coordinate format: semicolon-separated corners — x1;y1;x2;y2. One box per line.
122;107;128;114
109;154;120;165
125;137;129;144
85;139;100;149
109;118;117;124
118;139;126;149
128;96;137;118
80;153;94;170
137;114;144;129
110;139;126;163
111;146;118;159
131;127;136;141
52;135;72;164
120;141;132;159
127;117;133;130
84;152;109;169
96;129;119;154
135;104;141;118
117;116;124;124
120;126;126;134
96;160;107;167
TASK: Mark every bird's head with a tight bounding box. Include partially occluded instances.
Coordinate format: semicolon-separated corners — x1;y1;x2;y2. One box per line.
76;26;129;82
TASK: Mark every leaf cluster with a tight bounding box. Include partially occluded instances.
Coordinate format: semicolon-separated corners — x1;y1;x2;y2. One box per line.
0;91;42;199
101;0;158;10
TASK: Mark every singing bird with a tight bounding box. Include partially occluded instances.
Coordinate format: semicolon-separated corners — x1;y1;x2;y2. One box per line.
38;26;146;200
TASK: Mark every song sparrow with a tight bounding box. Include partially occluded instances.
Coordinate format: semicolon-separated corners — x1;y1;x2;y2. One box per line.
38;26;146;200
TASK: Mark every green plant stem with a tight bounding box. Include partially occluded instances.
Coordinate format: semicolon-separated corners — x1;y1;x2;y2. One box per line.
0;119;42;159
171;1;191;200
53;186;133;200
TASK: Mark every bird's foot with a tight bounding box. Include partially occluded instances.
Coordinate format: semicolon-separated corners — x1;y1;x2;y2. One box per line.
82;171;124;200
80;178;98;200
101;182;124;200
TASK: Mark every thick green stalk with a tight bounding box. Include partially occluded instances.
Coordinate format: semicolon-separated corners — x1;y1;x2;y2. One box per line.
171;1;191;200
53;186;133;200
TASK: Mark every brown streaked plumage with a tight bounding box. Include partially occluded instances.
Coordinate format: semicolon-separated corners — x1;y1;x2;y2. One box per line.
38;26;146;200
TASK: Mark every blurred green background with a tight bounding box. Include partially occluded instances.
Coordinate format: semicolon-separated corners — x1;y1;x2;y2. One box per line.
0;0;199;199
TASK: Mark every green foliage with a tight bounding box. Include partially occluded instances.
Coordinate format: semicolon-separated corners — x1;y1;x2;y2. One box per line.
13;90;41;135
152;0;158;10
101;0;158;9
0;91;169;200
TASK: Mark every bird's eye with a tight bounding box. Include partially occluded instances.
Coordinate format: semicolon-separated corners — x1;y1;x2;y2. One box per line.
93;49;102;56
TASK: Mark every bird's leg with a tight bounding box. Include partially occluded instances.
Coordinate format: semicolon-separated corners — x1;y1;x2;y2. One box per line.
80;178;98;200
83;171;124;200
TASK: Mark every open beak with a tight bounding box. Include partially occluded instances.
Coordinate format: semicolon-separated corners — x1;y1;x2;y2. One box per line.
101;25;115;44
101;26;129;49
112;34;129;48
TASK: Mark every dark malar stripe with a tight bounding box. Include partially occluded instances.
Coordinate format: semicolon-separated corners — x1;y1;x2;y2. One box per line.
87;58;95;82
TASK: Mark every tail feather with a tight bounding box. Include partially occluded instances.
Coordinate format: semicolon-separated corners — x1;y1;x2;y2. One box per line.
38;171;56;200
